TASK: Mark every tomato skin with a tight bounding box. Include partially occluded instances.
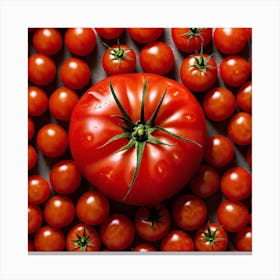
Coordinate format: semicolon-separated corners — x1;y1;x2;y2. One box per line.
235;227;252;251
28;144;38;170
34;225;65;251
100;214;135;251
160;230;194;251
133;243;157;252
69;73;206;205
139;41;174;75
95;28;124;40
28;204;43;234
28;117;35;141
246;146;252;168
128;28;164;44
28;175;51;205
236;81;252;113
28;53;56;86
28;86;48;117
28;239;34;251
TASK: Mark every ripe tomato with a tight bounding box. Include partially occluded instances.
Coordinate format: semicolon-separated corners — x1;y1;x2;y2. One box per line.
100;214;135;251
127;28;164;44
64;28;97;56
194;222;228;251
28;117;35;141
235;227;252;251
213;28;248;54
69;73;206;205
49;160;81;194
60;57;91;89
221;167;252;201
66;224;101;252
204;134;235;168
139;41;174;75
180;51;217;92
28;175;51;205
32;28;63;55
160;230;194;251
133;243;157;252
217;199;249;232
76;190;110;225
134;204;171;241
28;204;43;234
28;53;56;86
236;81;252;113
49;87;79;121
95;28;124;40
43;195;75;228
172;194;207;231
34;225;65;251
36;123;68;158
28;144;38;170
202;87;236;122
220;55;250;87
171;28;212;53
28;86;48;116
102;42;136;76
227;112;252;146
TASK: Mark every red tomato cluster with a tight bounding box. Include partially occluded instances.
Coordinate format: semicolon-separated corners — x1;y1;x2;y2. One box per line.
28;27;252;252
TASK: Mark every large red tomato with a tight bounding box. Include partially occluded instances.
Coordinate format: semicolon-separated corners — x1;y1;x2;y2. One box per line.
69;73;206;205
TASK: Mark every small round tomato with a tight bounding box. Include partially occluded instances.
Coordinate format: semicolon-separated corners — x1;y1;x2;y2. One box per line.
95;28;124;40
217;199;249;232
133;243;157;252
28;53;56;86
28;204;43;234
220;56;250;87
49;87;79;121
64;28;97;56
100;214;135;251
160;230;194;251
194;222;228;251
60;57;91;89
49;160;81;194
139;41;174;75
204;135;235;168
202;87;236;122
28;86;48;117
28;144;38;170
246;146;252;168
32;28;63;56
28;117;35;141
221;167;252;201
235;227;252;251
44;195;75;228
127;28;164;44
236;81;252;113
36;123;68;158
214;28;248;54
180;51;217;92
171;28;212;53
76;190;110;225
34;225;65;251
172;194;207;231
227;112;252;146
66;224;101;252
28;175;51;205
102;42;136;76
190;165;220;198
134;204;171;241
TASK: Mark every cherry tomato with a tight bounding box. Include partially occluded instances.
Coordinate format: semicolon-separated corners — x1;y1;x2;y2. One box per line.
95;28;124;40
246;28;252;40
235;227;252;251
100;214;135;251
221;167;252;201
171;28;212;53
127;28;164;44
236;81;252;113
204;135;235;168
49;87;79;121
213;28;248;54
36;123;68;158
76;190;110;225
28;86;48;117
28;144;38;170
202;87;236;122
134;204;171;241
28;175;51;205
32;28;63;55
28;204;43;234
190;165;220;198
217;199;249;232
44;195;75;228
34;225;65;251
66;224;101;252
220;55;250;87
133;243;157;252
28;117;35;141
28;53;56;86
160;230;194;251
60;57;91;89
64;28;97;56
227;112;252;146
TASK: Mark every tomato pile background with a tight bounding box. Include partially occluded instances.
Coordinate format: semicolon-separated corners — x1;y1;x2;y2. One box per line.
28;28;252;252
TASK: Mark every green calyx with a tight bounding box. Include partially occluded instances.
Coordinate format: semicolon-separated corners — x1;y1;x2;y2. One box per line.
182;28;205;46
71;226;95;252
99;78;202;201
189;48;215;74
142;205;164;227
199;222;224;248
